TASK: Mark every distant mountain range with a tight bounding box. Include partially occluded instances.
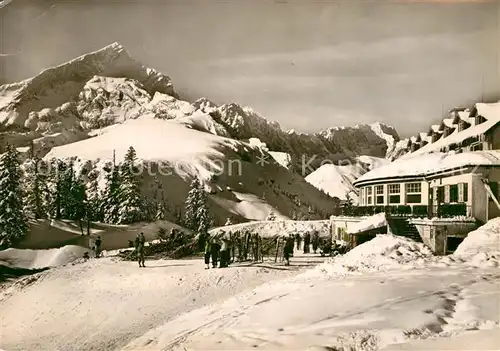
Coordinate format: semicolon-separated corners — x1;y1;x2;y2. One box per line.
0;42;400;223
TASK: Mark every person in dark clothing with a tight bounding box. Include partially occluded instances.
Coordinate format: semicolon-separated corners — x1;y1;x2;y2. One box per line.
303;232;311;254
283;235;294;266
135;232;146;267
295;233;302;251
211;239;220;268
204;238;211;269
94;236;102;258
312;231;320;254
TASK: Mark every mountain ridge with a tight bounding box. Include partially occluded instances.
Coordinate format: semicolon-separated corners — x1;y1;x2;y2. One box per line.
0;42;401;224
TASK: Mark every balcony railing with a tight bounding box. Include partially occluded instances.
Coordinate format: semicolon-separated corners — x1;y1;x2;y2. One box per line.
347;203;471;218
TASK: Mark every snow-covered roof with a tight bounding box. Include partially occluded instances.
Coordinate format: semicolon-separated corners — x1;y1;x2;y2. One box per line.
441;118;455;129
418;132;429;142
347;213;387;235
354;150;500;185
457;110;475;124
428;124;441;134
410;101;500;156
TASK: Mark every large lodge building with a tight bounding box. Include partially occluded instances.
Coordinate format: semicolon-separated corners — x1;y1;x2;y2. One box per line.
353;101;500;224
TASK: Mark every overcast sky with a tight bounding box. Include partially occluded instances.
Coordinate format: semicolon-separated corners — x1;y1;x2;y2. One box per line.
1;0;499;136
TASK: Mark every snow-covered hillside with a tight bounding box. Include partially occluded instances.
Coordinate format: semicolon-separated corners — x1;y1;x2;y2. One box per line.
305;156;389;201
44;115;336;225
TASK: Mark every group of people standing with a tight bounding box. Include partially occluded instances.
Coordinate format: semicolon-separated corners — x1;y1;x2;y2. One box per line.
282;231;320;265
204;237;231;269
292;231;320;253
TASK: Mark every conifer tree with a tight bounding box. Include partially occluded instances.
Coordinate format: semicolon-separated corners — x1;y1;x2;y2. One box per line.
23;144;48;219
266;210;277;221
71;174;87;234
86;169;102;222
117;146;143;224
184;176;201;231
102;152;121;223
343;192;354;216
47;158;66;219
184;176;212;248
0;145;28;248
60;159;76;219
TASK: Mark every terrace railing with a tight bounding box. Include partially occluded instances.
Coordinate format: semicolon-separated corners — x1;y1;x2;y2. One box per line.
348;203;471;218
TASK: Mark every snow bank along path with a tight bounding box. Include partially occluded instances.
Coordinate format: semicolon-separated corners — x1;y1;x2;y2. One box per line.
122;226;500;350
0;254;324;351
122;263;500;350
0;245;90;269
311;234;434;276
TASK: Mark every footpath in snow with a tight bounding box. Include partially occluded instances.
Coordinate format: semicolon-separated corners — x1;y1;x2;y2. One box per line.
2;220;500;350
0;254;324;351
122;231;500;351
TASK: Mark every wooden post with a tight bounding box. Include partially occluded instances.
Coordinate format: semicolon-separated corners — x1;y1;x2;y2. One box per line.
274;237;280;263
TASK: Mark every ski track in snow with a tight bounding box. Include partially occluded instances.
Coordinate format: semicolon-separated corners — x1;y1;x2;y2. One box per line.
121;267;500;351
0;255;321;351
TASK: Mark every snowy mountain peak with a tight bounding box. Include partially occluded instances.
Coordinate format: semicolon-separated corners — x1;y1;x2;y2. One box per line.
0;42;176;128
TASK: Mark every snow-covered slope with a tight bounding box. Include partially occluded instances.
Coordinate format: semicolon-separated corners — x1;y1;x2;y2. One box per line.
305;163;362;201
305;156;389;201
45;115;336;224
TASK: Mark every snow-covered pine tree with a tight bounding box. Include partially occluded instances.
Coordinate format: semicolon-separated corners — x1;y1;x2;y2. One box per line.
155;190;167;221
196;187;212;234
71;174;87;234
184;176;212;248
266;210;277;221
49;158;67;219
224;217;232;226
60;159;77;220
0;145;28;248
86;169;102;223
150;175;167;221
102;152;121;224
117;146;144;224
23;144;48;219
184;176;201;231
343;192;354;216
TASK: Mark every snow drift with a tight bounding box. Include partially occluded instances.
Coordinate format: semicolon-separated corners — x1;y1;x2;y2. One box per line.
454;217;500;256
312;234;434;276
0;245;89;269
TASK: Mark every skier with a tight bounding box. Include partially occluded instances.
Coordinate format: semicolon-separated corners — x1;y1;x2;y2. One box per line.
135;232;146;267
211;238;220;268
283;235;294;266
303;232;311;254
312;231;320;254
295;233;302;250
204;237;211;269
220;239;229;268
94;236;102;258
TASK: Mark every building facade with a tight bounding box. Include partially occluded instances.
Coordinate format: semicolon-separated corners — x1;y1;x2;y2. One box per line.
354;152;500;223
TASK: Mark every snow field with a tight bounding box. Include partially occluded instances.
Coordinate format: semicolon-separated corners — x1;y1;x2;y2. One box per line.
0;256;320;351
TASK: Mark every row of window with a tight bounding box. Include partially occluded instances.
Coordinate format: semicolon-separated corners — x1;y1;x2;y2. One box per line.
360;183;422;206
434;183;468;204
